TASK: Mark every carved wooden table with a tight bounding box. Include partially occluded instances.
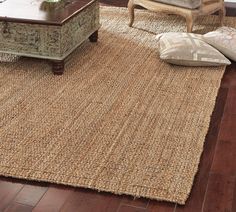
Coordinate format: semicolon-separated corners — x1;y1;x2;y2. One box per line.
0;0;100;75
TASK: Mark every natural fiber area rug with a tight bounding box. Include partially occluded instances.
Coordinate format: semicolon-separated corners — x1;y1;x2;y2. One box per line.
0;7;235;205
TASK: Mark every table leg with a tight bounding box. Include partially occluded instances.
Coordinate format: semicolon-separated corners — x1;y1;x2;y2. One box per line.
89;30;98;42
52;60;64;75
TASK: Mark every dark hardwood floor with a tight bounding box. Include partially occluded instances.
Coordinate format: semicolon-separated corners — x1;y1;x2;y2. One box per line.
1;1;236;211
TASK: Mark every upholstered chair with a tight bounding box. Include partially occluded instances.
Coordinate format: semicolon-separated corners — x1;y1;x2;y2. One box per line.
128;0;225;32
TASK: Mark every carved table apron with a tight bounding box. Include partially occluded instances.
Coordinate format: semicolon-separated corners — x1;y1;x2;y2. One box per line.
0;0;100;75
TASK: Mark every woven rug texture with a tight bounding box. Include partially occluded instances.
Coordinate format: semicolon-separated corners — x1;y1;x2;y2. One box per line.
0;7;235;204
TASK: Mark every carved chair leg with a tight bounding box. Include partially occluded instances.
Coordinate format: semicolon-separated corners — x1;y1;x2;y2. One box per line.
128;0;135;27
219;6;226;26
186;15;194;33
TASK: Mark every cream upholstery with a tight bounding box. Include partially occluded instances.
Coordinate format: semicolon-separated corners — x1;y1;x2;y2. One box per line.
128;0;225;32
152;0;201;9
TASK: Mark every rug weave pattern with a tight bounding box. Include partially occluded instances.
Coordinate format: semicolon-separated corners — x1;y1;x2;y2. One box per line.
0;7;235;204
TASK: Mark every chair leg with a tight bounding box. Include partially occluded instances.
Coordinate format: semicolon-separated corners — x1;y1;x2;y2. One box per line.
128;0;135;27
219;6;226;26
186;15;194;33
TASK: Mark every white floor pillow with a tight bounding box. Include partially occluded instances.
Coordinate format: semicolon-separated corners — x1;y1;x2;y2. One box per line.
203;27;236;61
156;32;231;66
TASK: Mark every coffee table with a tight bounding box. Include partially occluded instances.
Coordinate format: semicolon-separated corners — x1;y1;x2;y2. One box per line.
0;0;100;75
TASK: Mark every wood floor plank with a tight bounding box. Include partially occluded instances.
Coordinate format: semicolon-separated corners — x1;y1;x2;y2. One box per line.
207;87;229;137
60;189;122;212
0;181;24;211
218;115;236;141
202;173;236;212
117;204;147;212
120;196;149;209
221;64;236;88
13;185;48;207
211;139;236;176
148;201;176;212
232;180;236;212
223;87;236;115
33;186;73;212
4;202;33;212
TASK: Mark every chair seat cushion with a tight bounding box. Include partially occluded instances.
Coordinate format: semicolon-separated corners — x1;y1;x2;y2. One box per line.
152;0;201;9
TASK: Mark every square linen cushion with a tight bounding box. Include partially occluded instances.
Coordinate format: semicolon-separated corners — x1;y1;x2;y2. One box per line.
156;32;231;66
203;27;236;61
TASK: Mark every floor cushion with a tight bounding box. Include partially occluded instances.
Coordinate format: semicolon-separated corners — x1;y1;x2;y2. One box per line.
156;32;231;66
203;27;236;61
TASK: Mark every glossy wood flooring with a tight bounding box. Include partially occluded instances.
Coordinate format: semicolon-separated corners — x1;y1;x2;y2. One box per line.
1;1;236;212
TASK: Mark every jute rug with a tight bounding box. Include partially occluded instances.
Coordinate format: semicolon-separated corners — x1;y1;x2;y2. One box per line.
0;7;235;204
